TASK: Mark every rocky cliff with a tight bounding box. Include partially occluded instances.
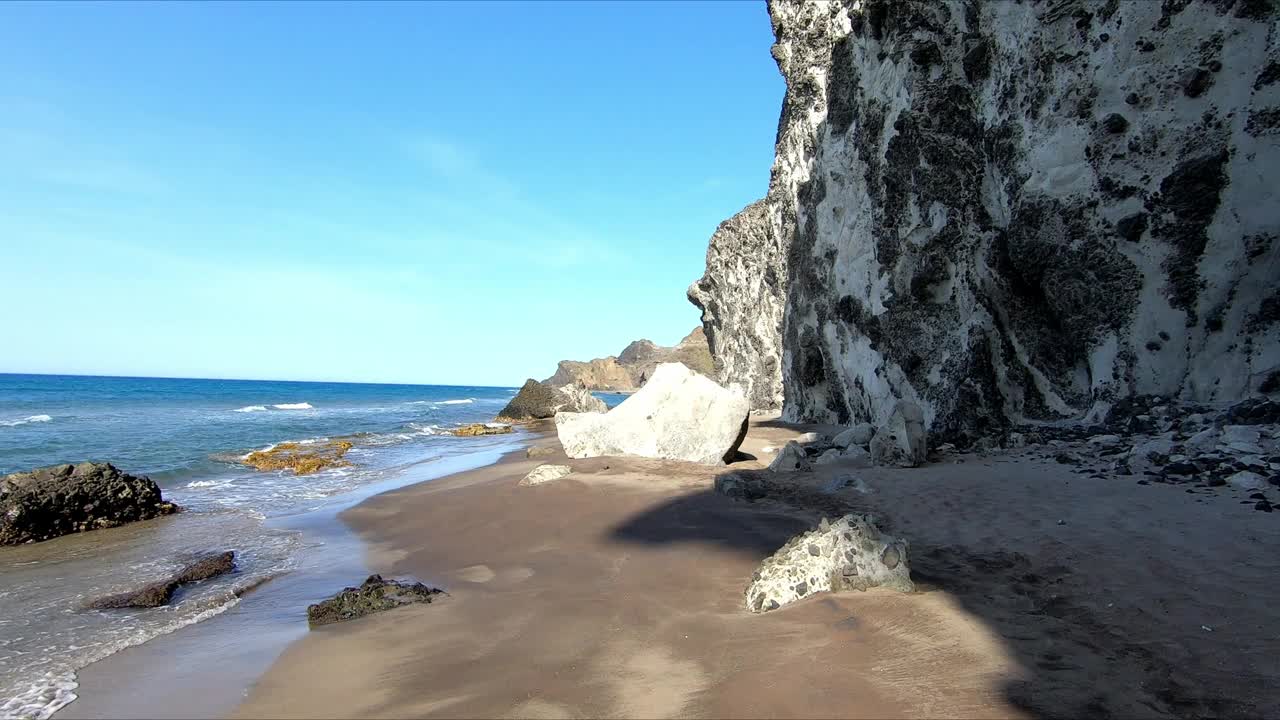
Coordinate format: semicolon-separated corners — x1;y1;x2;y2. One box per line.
544;327;715;392
693;0;1279;443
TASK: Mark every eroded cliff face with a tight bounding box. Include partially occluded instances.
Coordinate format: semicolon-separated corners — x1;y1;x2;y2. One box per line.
689;199;787;410
716;0;1279;443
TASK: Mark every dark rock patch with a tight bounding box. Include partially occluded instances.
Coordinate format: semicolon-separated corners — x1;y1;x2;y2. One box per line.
1;462;179;546
307;574;444;627
88;551;235;609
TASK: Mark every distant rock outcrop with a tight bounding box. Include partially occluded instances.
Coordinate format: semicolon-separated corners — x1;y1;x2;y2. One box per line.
544;327;715;392
554;362;749;465
693;0;1280;444
497;379;607;422
1;462;179;545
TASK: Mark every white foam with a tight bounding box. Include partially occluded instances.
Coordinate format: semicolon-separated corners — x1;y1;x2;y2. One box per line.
233;405;267;413
437;399;473;405
0;414;52;427
271;403;313;410
185;479;232;489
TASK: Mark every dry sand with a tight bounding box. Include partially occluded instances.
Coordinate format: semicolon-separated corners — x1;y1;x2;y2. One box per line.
235;417;1280;719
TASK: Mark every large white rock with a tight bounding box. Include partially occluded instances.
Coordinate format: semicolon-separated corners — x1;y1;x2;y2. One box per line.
557;383;607;414
869;401;928;467
767;440;812;472
745;514;913;613
833;423;876;450
554;363;749;465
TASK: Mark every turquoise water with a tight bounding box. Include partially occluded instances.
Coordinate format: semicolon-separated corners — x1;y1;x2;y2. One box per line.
0;373;620;719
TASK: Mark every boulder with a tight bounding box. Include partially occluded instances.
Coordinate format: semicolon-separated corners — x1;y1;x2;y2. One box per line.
745;515;913;613
554;363;749;465
497;379;604;422
767;441;811;472
307;574;443;627
814;448;843;466
88;551;236;609
833;423;876;450
520;464;572;486
869;401;928;467
1;462;180;545
526;446;557;459
1227;471;1268;491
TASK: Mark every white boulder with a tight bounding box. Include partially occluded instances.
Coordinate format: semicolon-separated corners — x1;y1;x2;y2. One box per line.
767;440;811;472
833;423;876;449
869;401;928;467
520;464;572;486
1226;471;1267;491
745;514;913;613
554;363;749;465
558;383;608;414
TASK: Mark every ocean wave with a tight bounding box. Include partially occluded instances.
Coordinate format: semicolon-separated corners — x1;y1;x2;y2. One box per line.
271;403;313;410
186;478;233;489
437;399;474;405
0;414;52;427
233;405;268;413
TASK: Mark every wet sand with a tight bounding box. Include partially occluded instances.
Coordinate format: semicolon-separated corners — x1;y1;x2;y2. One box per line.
233;417;1280;718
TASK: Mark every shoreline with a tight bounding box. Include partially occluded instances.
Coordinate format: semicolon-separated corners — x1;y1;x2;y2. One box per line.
233;415;1280;719
50;434;535;720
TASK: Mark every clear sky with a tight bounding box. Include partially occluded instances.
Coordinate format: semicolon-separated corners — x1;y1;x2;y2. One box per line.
0;0;781;386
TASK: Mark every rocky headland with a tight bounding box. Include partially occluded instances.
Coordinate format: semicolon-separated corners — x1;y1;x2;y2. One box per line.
544;327;715;392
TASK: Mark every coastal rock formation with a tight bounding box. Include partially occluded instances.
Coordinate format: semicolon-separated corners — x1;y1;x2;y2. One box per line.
768;440;812;472
307;574;443;627
544;328;715;392
0;462;179;545
698;0;1280;445
243;439;353;475
496;379;606;422
520;464;572;486
869;401;928;467
689;199;787;411
87;551;236;609
451;423;515;437
555;363;750;465
746;514;913;613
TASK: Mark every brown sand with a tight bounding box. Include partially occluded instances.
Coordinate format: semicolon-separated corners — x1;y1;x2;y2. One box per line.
235;419;1280;719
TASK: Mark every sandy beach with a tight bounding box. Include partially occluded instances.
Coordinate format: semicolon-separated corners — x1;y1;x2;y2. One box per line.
233;417;1280;719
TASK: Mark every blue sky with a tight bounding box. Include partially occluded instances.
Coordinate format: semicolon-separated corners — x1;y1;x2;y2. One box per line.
0;1;780;386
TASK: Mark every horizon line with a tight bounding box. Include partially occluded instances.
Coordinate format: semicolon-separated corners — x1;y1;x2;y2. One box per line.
0;371;519;390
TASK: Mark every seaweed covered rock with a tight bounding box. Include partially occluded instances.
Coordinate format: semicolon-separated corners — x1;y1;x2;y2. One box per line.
242;439;353;475
746;515;912;613
1;462;179;545
451;423;514;437
88;551;236;609
307;574;443;627
497;379;606;422
554;363;749;465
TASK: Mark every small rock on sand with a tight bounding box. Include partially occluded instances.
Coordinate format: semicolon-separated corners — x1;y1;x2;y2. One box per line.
520;464;572;486
307;574;443;627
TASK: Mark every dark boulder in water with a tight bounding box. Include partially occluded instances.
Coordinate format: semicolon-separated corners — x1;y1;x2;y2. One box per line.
87;551;236;609
307;574;443;627
0;462;180;546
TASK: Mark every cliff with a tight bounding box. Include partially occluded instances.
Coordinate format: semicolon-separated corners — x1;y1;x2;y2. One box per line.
544;327;715;392
692;0;1279;442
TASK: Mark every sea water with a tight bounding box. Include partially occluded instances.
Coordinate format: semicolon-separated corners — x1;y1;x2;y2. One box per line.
0;374;617;719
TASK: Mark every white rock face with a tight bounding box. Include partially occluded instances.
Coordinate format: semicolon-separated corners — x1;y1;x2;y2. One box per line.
869;401;928;467
554;363;749;465
745;514;913;613
833;423;876;449
520;464;572;486
767;440;812;472
701;0;1280;443
688;199;786;411
557;384;608;414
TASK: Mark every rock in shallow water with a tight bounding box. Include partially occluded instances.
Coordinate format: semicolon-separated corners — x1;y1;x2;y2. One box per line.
307;574;443;628
745;515;912;613
88;551;236;609
1;462;179;546
554;363;749;465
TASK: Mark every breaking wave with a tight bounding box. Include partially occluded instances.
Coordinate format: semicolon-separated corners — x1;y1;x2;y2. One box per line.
233;405;267;413
0;414;52;427
271;403;313;410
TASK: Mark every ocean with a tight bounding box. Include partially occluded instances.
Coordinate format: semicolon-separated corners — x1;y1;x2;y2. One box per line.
0;374;622;719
